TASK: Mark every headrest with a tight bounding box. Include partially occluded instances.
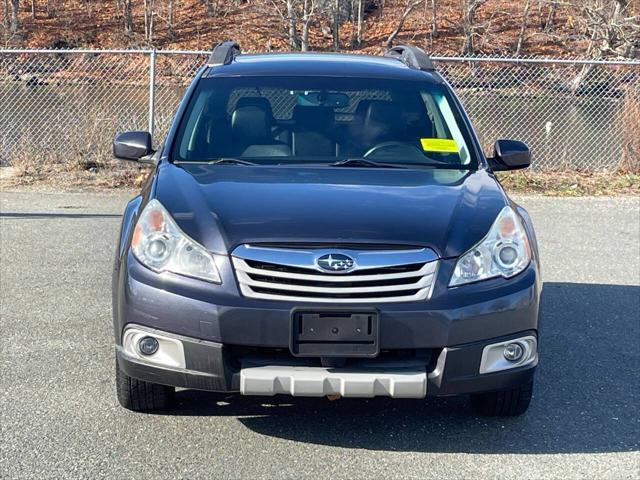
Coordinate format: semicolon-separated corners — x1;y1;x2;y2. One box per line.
231;105;270;141
353;99;373;123
235;97;274;123
292;105;335;129
364;101;403;127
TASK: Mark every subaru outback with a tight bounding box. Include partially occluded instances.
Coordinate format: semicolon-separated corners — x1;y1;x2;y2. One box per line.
112;42;541;416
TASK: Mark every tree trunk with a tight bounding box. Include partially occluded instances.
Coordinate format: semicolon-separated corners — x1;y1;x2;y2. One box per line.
301;0;313;51
143;0;155;43
167;0;174;39
31;0;35;19
2;0;8;28
515;0;530;56
385;0;423;49
123;0;133;36
148;0;154;43
543;0;556;32
430;0;437;37
204;0;215;16
355;0;363;46
461;0;485;55
144;0;149;40
332;0;340;51
286;0;299;49
9;0;19;32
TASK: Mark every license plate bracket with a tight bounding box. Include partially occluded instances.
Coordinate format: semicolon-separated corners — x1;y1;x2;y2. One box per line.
290;309;379;357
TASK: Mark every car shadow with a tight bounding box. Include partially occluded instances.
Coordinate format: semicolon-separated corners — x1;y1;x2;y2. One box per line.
165;282;640;454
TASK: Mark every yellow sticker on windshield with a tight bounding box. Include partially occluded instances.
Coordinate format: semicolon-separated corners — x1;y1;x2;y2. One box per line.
420;138;459;153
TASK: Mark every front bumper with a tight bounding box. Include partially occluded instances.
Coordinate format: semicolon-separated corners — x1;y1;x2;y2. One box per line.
114;251;540;397
116;326;537;397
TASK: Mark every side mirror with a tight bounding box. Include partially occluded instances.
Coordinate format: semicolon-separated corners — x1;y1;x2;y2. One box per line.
113;131;154;162
489;139;531;171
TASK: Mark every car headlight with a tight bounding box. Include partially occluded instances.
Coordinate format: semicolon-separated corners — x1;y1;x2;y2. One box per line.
131;199;221;284
449;206;531;287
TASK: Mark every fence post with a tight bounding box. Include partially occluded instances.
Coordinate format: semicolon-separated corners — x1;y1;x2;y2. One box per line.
148;49;157;141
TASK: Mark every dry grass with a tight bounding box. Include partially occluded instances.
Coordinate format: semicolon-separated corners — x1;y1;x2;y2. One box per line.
3;116;148;191
619;86;640;173
4;152;147;191
497;170;640;196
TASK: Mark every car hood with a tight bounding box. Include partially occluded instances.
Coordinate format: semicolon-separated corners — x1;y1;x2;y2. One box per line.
155;163;508;258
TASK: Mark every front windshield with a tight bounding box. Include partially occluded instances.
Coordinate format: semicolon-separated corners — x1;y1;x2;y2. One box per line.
171;76;478;169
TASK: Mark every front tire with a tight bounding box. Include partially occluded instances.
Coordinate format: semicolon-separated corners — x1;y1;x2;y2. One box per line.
116;359;175;412
471;380;533;416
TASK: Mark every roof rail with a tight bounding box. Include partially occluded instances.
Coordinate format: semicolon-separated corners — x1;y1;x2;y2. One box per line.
207;40;241;66
384;45;435;71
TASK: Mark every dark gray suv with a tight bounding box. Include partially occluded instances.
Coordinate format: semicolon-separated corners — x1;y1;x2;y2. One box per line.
112;42;541;416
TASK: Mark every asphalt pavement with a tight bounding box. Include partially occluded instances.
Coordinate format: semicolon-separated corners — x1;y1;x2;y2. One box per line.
1;191;639;479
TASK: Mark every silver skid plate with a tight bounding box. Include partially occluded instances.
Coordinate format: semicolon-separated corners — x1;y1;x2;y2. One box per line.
240;365;427;398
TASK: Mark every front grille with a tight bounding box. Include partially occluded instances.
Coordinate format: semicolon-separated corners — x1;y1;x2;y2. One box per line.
231;244;438;303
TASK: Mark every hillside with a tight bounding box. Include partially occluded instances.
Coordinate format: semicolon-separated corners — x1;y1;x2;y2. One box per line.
2;0;638;58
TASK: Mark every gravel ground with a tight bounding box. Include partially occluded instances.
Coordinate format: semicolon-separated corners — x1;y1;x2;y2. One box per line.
1;191;639;479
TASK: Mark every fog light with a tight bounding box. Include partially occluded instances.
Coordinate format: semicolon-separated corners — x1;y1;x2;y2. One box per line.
480;335;537;374
138;336;159;356
503;342;524;362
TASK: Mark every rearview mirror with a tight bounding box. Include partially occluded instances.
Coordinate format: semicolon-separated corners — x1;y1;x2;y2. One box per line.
113;131;154;162
489;139;531;171
296;91;350;108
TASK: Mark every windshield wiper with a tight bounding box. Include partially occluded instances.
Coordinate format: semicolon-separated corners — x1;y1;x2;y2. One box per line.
174;158;259;165
329;158;407;169
334;158;475;170
207;158;259;166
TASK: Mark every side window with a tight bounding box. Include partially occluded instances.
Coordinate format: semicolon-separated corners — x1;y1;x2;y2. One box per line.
179;90;212;160
422;93;450;139
420;91;471;165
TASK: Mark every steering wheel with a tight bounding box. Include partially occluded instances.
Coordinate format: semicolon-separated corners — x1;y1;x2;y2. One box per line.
363;141;426;160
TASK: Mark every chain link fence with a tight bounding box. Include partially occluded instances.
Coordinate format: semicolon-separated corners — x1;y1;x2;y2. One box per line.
1;49;639;171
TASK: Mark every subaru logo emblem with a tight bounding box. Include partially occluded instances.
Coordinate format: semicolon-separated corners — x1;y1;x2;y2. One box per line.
316;254;356;273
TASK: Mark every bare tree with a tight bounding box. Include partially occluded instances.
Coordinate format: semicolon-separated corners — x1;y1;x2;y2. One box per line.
204;0;216;16
45;0;55;18
30;0;35;18
460;0;486;55
543;0;557;32
424;0;437;37
577;0;639;59
286;0;300;49
571;0;639;90
144;0;155;43
167;0;174;38
155;0;176;38
122;0;133;36
515;0;531;56
9;0;19;32
332;0;340;50
386;0;423;48
301;0;315;51
355;0;364;47
2;0;7;28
